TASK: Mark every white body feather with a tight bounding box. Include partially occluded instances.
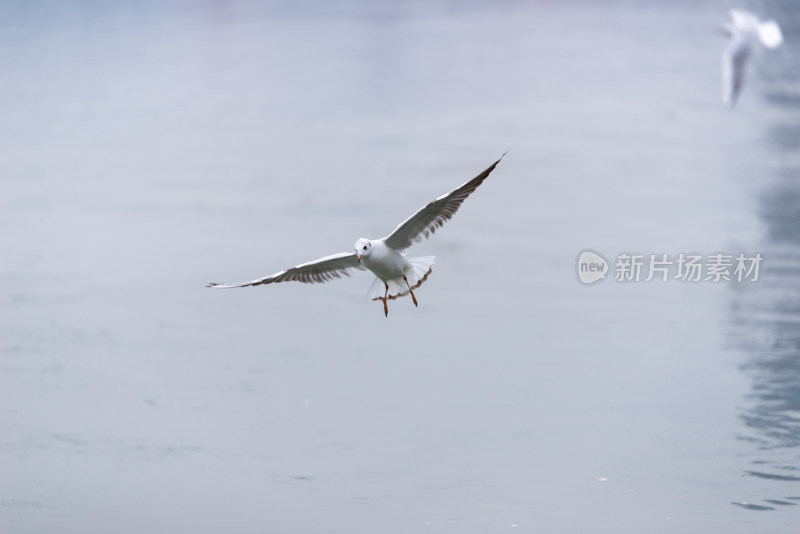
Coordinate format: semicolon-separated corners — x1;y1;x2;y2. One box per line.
364;246;436;300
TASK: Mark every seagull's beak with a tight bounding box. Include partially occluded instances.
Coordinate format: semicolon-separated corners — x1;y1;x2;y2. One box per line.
358;254;363;262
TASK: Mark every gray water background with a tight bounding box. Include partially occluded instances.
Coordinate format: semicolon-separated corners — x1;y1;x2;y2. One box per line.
2;0;800;532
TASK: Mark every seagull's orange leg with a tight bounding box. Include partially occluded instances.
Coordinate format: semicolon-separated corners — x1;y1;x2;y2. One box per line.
404;275;418;307
382;283;389;317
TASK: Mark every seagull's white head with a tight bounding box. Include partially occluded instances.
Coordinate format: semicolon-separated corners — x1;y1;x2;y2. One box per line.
355;238;372;262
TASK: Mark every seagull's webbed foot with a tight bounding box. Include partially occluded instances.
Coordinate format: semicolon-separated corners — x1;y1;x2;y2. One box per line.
403;275;418;307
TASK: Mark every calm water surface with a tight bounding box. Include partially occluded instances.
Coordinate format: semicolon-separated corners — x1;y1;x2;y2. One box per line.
2;1;800;532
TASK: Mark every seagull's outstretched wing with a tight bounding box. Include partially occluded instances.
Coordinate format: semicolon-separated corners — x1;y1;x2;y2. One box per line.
382;153;505;252
208;252;364;288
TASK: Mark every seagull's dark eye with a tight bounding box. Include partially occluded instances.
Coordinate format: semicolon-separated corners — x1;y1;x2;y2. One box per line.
363;245;367;250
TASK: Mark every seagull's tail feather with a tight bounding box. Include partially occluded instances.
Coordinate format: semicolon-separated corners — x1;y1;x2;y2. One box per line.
366;277;384;300
367;256;436;301
407;256;436;287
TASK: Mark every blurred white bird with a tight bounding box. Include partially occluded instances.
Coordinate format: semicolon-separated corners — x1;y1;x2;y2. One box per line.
208;154;505;317
721;9;783;108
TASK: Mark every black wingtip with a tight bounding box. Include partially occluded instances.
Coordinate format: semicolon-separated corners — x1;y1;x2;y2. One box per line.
491;151;508;169
484;151;507;175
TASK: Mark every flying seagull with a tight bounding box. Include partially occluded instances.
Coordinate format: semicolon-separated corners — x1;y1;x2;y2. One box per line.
208;153;506;316
721;8;783;108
